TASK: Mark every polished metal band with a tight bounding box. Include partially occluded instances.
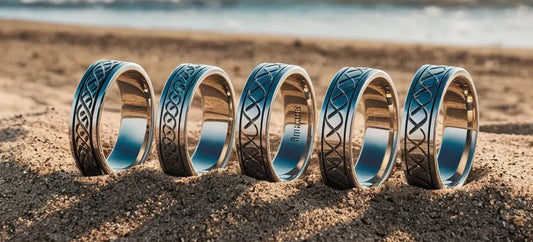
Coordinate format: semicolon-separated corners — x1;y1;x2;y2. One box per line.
237;63;316;182
157;64;236;177
401;65;479;189
70;60;155;176
319;67;399;189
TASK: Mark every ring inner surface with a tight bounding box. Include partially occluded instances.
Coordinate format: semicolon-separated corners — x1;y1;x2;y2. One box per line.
105;70;152;172
352;78;397;187
436;77;477;187
271;74;313;181
189;74;234;173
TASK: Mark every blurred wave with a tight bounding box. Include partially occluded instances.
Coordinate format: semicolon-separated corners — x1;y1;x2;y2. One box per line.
2;0;533;8
0;0;240;8
1;0;533;47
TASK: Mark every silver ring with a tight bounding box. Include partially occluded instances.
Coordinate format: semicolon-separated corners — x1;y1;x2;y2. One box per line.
70;60;155;176
237;63;317;182
157;64;236;177
319;67;400;189
401;65;479;189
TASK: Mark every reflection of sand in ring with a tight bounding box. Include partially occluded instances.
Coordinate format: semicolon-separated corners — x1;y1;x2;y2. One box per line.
69;60;155;176
402;65;479;189
237;63;317;182
156;64;236;177
318;67;400;189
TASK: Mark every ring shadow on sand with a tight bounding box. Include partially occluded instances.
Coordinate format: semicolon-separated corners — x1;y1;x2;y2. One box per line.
480;122;533;135
2;156;531;241
1;158;260;240
306;184;532;241
0;119;529;240
0;127;28;143
0;157;101;239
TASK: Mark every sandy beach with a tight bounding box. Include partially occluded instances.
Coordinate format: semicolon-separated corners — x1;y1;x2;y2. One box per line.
0;19;532;240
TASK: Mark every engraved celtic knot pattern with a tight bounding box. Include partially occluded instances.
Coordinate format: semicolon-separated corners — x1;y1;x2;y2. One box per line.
404;65;448;188
320;67;370;189
72;60;120;176
239;63;285;180
158;64;204;176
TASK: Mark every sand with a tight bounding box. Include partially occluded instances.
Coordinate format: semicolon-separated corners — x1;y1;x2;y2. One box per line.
0;20;532;241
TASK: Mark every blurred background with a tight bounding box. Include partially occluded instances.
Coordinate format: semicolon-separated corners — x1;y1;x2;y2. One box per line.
1;0;533;47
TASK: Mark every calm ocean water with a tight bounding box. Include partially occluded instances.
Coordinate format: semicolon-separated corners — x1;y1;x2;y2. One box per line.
1;0;532;47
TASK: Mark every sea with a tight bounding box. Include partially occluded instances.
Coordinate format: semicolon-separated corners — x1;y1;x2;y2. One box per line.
0;0;532;48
